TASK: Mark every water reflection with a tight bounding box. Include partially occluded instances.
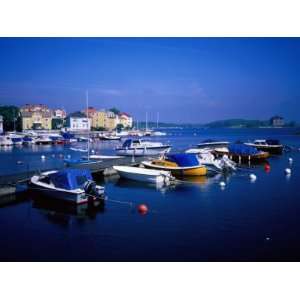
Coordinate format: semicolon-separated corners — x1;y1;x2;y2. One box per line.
31;196;105;227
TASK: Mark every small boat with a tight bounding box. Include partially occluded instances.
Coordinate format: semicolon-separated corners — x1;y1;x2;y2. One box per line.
113;165;173;184
8;134;23;145
49;134;64;144
29;168;105;204
185;148;236;172
152;131;167;136
85;154;122;160
116;139;171;156
142;153;207;177
244;139;283;155
0;136;13;146
62;132;77;144
23;136;36;145
77;136;92;142
197;139;229;149
100;134;121;141
214;143;269;163
36;135;52;145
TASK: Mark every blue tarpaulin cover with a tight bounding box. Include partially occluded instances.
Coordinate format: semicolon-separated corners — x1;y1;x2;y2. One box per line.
62;132;75;139
122;139;132;148
49;168;93;190
166;153;199;167
229;144;260;155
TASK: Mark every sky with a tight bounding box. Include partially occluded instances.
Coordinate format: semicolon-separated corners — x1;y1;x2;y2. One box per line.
0;37;299;123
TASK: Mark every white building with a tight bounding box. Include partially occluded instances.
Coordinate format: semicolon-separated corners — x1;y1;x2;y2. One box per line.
0;115;3;133
66;112;91;131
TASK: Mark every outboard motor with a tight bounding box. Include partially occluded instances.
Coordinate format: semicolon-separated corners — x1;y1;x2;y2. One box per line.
83;180;103;202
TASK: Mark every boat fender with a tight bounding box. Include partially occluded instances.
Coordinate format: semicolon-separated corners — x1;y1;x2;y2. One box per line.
219;181;226;187
249;174;257;182
285;168;291;175
289;158;293;164
41;155;46;160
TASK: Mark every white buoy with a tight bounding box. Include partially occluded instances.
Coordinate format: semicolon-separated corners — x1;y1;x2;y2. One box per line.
249;174;257;181
285;168;291;175
91;150;95;154
41;155;46;160
67;154;71;159
219;181;226;187
289;157;293;164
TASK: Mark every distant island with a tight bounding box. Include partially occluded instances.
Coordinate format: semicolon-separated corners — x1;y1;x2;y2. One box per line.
139;117;298;129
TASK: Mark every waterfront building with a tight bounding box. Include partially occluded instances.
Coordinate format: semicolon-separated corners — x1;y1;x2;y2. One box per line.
105;111;118;130
53;108;66;119
91;110;106;129
270;116;284;127
20;104;52;130
118;112;133;128
66;111;91;131
0;115;3;133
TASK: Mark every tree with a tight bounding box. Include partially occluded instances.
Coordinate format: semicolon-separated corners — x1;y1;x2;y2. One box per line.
116;123;124;132
109;107;120;115
0;106;22;132
52;118;65;130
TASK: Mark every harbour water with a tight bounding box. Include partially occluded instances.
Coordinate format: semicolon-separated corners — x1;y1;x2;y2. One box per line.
0;128;299;261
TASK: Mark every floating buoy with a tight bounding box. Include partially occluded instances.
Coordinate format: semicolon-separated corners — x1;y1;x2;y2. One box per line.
16;160;23;165
219;181;226;188
91;150;95;154
249;174;257;181
264;164;271;172
289;157;293;164
67;154;71;159
266;237;271;241
41;155;46;160
285;168;291;175
137;204;148;215
52;154;55;158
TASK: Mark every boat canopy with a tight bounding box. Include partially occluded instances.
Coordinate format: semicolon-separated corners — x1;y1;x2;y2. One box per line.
166;153;199;167
62;132;75;139
49;168;93;190
266;139;281;145
228;144;260;155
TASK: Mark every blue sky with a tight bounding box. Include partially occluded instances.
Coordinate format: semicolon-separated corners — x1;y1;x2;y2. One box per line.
0;38;299;123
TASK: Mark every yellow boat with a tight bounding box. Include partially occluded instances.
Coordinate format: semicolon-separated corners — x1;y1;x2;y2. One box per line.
142;153;207;177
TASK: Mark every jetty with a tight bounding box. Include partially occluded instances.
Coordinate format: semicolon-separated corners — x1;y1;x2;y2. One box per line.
0;156;150;197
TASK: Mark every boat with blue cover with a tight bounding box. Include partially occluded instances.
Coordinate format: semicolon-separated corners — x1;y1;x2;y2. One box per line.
115;139;171;156
244;139;283;155
29;168;105;204
214;143;269;163
142;153;207;176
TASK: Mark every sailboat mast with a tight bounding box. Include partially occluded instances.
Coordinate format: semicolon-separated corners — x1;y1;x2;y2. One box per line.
86;90;90;161
157;112;159;128
146;112;148;131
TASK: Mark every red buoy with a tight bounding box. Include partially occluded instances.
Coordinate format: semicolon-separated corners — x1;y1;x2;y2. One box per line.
137;204;148;215
264;163;271;172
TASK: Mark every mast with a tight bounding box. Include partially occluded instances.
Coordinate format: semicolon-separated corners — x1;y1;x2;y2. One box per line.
146;112;148;131
156;112;159;128
86;90;90;161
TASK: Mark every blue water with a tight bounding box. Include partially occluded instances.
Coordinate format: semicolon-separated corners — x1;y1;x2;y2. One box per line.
0;128;299;261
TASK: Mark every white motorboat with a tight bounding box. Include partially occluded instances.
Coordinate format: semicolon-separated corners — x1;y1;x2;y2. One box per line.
113;165;173;184
35;135;52;145
152;131;167;136
185;148;236;172
29;169;105;204
0;136;13;146
85;155;122;160
100;134;121;141
115;139;171;156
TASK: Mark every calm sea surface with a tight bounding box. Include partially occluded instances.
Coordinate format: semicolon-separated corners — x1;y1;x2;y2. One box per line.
0;128;300;261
